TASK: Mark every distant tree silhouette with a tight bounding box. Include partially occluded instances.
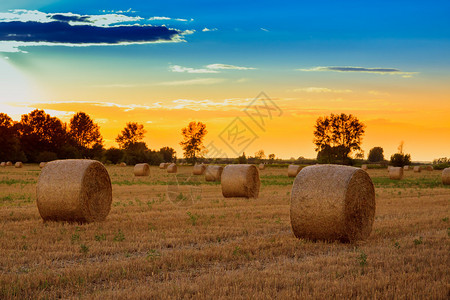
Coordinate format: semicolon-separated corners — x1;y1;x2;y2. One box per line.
159;146;176;162
116;122;146;149
368;147;384;162
390;142;411;167
237;152;247;164
0;113;26;162
104;147;124;164
180;121;207;164
313;113;365;164
254;150;266;160
69;112;103;150
268;153;276;163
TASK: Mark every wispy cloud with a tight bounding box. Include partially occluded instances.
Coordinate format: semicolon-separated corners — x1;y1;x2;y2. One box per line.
292;87;352;93
298;66;418;78
260;28;269;32
0;9;193;52
157;78;225;86
202;27;217;32
169;63;256;73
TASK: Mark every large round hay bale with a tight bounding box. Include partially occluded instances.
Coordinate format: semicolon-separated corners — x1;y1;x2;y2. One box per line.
290;164;375;242
167;163;177;173
39;162;46;169
159;162;168;169
389;167;403;180
288;165;302;177
36;159;112;223
6;161;12;166
205;165;223;182
361;164;368;171
413;166;421;173
258;163;265;170
193;164;206;175
134;163;150;176
442;168;450;185
426;165;433;171
403;165;410;171
221;164;260;198
0;162;5;167
15;162;23;168
119;162;127;167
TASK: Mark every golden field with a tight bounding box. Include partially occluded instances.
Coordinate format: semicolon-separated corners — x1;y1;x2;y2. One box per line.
0;165;449;299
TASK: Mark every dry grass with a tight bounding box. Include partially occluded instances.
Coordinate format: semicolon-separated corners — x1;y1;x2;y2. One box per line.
0;165;448;299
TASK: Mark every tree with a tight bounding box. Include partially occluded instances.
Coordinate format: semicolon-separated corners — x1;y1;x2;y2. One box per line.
180;121;207;164
390;141;411;167
0;113;26;162
17;110;68;162
254;150;266;160
268;153;276;163
104;147;124;164
237;152;247;164
116;122;146;149
368;147;384;162
69;112;103;150
159;147;176;162
313;113;365;164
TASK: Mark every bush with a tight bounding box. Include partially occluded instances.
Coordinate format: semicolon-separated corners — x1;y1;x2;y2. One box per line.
390;153;411;167
36;151;58;162
368;147;384;162
104;148;124;164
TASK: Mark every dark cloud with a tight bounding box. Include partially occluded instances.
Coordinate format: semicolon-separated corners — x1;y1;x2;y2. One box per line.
50;14;91;23
0;21;182;44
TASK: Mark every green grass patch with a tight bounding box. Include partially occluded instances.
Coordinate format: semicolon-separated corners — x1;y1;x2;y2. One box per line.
371;176;448;189
0;179;37;185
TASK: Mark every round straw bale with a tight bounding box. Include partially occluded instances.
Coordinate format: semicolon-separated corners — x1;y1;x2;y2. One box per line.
6;161;12;166
119;162;127;167
15;162;23;168
134;163;150;176
442;168;450;185
167;163;177;173
39;162;46;169
413;166;421;173
205;165;223;182
288;165;302;177
426;165;433;171
36;159;112;223
193;163;206;175
159;162;168;169
290;164;375;242
221;164;260;198
403;165;409;171
361;164;368;171
389;167;403;180
259;163;265;170
0;162;5;167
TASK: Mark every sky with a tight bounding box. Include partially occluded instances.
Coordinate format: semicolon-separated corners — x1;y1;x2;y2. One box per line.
1;0;449;161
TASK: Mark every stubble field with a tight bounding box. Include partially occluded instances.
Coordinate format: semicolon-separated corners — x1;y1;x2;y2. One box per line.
0;165;449;299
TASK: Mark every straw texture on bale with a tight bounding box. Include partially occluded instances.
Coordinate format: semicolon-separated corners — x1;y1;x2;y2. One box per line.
361;165;368;171
193;164;206;175
259;164;265;170
134;163;150;176
0;162;5;167
442;168;450;185
15;162;23;168
413;166;421;173
6;161;12;166
167;163;177;173
119;162;127;167
221;164;260;198
290;164;375;242
159;163;168;169
389;167;403;180
39;162;46;168
205;165;223;182
288;165;302;177
403;165;410;171
36;159;112;223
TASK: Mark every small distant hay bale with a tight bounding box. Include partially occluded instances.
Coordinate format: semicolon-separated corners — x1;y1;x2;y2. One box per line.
403;165;410;171
361;164;368;171
389;167;403;180
193;164;207;175
6;161;12;166
205;165;223;182
15;162;23;168
259;163;265;170
39;162;46;169
426;165;433;171
0;162;5;167
413;166;421;173
119;162;127;167
221;164;260;198
288;165;302;177
36;159;112;223
159;162;169;169
290;164;375;242
167;163;177;173
134;163;150;176
442;168;450;185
